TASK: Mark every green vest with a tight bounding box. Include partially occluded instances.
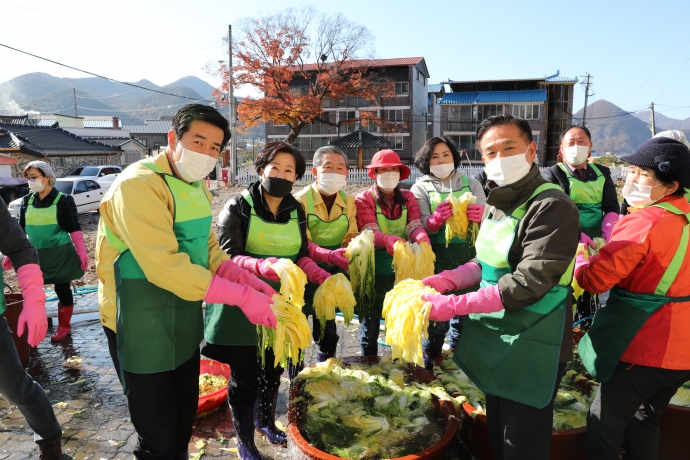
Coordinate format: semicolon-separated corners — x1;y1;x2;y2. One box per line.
363;190;407;318
0;268;5;315
302;187;350;318
204;189;302;346
454;183;575;409
558;163;605;238
579;201;690;383
420;176;476;273
106;160;211;378
24;192;84;285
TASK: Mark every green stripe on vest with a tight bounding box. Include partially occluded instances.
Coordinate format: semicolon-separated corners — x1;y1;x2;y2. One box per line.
25;191;83;285
579;201;690;382
110;160;211;378
455;182;573;408
204;188;302;346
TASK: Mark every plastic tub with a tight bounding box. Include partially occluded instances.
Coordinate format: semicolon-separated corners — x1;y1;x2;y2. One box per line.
197;359;231;415
3;294;30;365
287;356;460;460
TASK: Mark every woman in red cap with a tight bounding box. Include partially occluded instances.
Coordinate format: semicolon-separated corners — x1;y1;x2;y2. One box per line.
354;149;430;356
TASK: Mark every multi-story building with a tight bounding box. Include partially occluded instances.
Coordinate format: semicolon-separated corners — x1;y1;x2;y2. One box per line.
438;71;578;165
427;83;446;140
265;57;430;165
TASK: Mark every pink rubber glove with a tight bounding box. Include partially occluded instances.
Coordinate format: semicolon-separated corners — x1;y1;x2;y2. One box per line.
2;256;12;271
373;231;405;257
410;227;431;246
70;231;89;271
423;284;504;322
580;232;595;251
16;264;47;347
422;261;482;294
601;212;619;243
232;255;280;282
204;276;276;328
216;260;276;297
331;248;350;272
574;252;589;274
297;257;331;285
426;201;453;233
466;204;485;224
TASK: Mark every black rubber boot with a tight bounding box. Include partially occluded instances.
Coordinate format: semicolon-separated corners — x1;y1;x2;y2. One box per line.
287;358;304;380
254;386;287;446
317;351;330;363
230;404;262;460
172;451;188;460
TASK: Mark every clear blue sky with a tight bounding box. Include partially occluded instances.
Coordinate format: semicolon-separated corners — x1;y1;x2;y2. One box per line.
1;0;689;119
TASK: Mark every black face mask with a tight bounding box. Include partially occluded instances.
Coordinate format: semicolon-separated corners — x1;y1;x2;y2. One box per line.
262;176;293;198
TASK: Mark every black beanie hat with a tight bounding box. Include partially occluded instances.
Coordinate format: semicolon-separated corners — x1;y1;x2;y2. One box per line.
621;137;690;189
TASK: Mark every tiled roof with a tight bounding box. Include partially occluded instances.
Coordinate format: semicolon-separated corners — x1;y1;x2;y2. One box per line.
122;120;172;134
330;129;392;149
83;119;121;129
293;57;428;75
545;70;578;83
0;123;121;155
0;131;23;149
428;84;445;93
439;90;547;105
88;137;146;148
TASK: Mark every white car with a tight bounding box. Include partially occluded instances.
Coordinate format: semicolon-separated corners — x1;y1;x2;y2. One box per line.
65;165;122;180
8;178;110;218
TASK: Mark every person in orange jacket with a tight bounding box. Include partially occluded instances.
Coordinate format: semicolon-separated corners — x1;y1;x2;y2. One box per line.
575;137;690;459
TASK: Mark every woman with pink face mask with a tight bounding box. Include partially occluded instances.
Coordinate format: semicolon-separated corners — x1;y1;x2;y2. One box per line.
354;149;430;357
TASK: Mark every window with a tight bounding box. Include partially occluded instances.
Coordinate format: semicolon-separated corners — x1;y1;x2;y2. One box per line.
395;82;409;96
74;181;87;194
153;142;162;152
447;105;476;131
85;180;99;191
52;157;65;168
338;111;357;134
533;134;540;147
512;104;540;120
123;152;141;165
140;138;147;146
96;158;106;166
335;97;370;108
447;135;478;161
385;136;403;150
292;137;331;151
301;113;331;135
384;110;404;123
477;105;501;122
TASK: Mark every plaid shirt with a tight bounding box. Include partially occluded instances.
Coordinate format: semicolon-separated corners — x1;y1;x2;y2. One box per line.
19;187;81;234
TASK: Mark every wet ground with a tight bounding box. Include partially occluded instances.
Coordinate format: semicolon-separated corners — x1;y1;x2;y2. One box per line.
0;291;472;459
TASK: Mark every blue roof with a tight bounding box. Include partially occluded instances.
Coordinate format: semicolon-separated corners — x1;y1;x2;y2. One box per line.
428;83;444;93
439;89;547;105
545;70;578;83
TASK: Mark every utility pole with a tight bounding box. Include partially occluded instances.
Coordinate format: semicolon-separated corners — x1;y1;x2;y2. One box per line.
580;73;593;126
73;88;78;117
650;102;656;136
228;24;237;186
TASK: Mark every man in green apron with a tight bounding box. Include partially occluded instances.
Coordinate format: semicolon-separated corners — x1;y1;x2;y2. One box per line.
0;197;63;459
97;104;276;460
295;146;358;362
542;125;620;325
423;114;580;460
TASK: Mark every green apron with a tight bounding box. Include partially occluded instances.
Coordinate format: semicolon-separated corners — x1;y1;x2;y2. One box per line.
302;188;349;318
204;189;301;346
579;201;690;383
364;190;407;318
558;163;605;239
106;160;211;377
24;192;84;285
0;269;6;315
421;176;476;291
454;183;575;409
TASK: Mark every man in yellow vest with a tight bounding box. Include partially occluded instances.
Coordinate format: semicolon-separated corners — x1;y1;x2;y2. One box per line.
96;104;276;460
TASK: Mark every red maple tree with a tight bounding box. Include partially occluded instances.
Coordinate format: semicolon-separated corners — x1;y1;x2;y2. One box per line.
210;7;402;143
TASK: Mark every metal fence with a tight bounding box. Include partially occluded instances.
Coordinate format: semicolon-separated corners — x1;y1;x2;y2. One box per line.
232;165;629;186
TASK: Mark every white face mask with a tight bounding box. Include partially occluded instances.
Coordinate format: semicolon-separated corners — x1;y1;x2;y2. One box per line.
376;171;400;191
28;178;46;193
174;146;217;183
563;145;590;165
429;163;456;179
317;173;347;195
622;180;665;208
485;153;531;186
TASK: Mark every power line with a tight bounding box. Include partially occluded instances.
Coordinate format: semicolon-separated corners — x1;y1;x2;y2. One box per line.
0;43;214;103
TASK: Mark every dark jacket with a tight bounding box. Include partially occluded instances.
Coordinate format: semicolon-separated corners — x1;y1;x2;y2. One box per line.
541;162;619;215
19;188;81;234
479;166;580;362
0;196;39;270
216;180;309;261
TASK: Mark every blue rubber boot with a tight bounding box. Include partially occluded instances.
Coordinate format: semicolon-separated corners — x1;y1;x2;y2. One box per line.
317;351;330;363
254;387;287;446
230;404;261;460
